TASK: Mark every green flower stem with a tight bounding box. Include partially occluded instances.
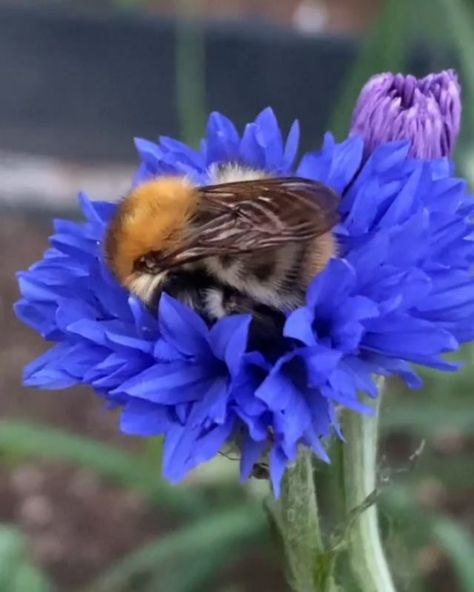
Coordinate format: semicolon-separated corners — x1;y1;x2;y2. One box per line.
275;447;337;592
342;384;396;592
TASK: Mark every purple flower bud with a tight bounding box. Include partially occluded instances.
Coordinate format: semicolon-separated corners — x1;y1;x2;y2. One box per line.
350;70;461;159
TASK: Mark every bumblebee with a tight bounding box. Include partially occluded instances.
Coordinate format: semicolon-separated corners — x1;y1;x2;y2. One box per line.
105;166;339;324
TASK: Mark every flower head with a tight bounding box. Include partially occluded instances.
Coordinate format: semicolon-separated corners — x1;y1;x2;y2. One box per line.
16;74;474;495
350;70;462;159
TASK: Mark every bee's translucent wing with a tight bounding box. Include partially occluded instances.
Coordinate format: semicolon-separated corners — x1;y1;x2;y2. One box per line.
158;177;339;267
198;177;338;246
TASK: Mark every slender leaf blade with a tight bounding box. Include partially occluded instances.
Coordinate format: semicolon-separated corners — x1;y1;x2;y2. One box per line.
0;421;206;515
86;504;266;592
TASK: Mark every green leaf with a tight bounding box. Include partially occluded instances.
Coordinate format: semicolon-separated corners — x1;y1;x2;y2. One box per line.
85;504;266;592
9;566;51;592
146;544;232;592
432;517;474;592
0;421;206;515
381;486;474;591
0;527;25;590
0;526;52;592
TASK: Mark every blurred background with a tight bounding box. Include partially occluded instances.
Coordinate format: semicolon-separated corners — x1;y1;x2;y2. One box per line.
1;1;473;591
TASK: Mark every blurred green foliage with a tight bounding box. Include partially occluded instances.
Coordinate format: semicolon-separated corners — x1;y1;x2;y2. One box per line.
0;527;52;592
2;0;474;591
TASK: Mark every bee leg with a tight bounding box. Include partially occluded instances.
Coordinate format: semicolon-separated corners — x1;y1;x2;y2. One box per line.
251;463;270;480
161;270;214;320
204;286;270;319
247;306;286;351
204;287;286;351
221;290;257;315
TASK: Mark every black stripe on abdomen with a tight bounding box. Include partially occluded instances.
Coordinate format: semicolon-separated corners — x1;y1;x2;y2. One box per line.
280;243;306;294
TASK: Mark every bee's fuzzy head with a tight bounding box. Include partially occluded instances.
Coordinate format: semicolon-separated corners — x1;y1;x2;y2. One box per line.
105;177;198;289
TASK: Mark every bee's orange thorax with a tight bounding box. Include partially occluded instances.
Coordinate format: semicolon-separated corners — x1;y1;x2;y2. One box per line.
105;177;198;282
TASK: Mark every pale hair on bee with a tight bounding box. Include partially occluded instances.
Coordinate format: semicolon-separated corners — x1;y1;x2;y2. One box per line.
104;164;339;322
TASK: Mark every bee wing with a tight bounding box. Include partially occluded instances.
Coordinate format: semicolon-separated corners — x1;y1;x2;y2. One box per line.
159;177;339;267
200;176;338;244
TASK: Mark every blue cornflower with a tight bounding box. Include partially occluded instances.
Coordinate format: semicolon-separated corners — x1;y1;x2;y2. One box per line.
133;106;300;185
16;72;474;495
